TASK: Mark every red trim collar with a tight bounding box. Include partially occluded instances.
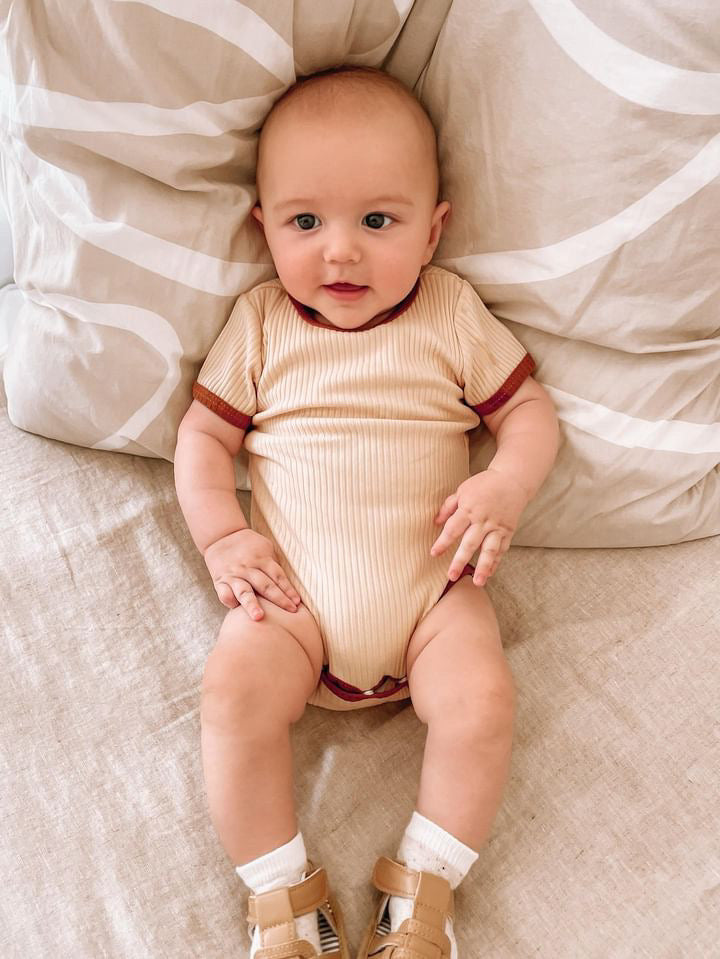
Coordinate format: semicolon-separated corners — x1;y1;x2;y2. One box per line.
287;278;421;332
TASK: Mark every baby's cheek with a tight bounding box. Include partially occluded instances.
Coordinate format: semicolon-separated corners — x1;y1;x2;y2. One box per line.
377;254;421;295
274;249;313;292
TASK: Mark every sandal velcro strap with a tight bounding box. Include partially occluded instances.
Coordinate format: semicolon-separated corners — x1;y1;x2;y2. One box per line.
246;864;349;958
372;857;454;921
365;930;451;959
255;942;317;959
358;858;454;959
369;919;451;959
402;918;450;950
247;865;329;927
384;950;443;959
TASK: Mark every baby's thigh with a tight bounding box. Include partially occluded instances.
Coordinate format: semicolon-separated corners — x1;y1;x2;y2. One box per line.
203;599;324;723
406;578;513;724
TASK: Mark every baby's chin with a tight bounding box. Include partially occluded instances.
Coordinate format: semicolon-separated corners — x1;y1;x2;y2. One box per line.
304;288;394;330
316;302;396;331
314;310;384;331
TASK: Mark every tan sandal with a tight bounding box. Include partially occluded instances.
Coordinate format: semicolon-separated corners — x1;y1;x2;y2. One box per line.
246;863;350;959
357;856;454;958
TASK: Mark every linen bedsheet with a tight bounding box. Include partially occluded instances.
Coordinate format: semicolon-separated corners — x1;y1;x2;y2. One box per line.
2;377;718;958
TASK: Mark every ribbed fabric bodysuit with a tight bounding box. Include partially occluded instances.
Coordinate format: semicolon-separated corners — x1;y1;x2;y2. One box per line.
193;265;535;710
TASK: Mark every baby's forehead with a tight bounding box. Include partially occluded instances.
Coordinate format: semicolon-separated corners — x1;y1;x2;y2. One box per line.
256;72;440;196
260;93;436;175
266;85;424;140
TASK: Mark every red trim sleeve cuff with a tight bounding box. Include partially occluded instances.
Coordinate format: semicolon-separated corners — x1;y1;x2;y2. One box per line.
192;382;252;430
471;353;536;417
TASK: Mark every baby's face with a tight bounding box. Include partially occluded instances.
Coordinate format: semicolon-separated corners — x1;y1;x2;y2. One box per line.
253;101;449;330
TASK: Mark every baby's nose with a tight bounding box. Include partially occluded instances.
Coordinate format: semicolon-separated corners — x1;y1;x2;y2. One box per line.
322;226;361;263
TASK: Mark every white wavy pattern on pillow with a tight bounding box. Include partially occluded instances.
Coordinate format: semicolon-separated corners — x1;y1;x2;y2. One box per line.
0;3;286;449
110;0;295;85
438;131;720;285
23;289;183;452
7;134;268;296
546;386;720;456
527;0;720;114
0;74;273;136
1;3;413;449
439;4;720;457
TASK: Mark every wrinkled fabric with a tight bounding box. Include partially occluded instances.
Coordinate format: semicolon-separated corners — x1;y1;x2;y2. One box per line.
0;1;717;546
2;377;719;956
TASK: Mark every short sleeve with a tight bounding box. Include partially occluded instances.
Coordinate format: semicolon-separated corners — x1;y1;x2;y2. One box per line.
192;292;263;429
454;281;536;416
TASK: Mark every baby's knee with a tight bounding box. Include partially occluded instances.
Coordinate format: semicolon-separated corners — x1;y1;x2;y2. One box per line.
429;660;515;744
201;650;271;735
473;666;516;742
201;616;310;731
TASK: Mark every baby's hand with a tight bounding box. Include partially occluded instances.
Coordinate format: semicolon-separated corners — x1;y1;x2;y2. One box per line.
430;469;528;586
203;529;302;620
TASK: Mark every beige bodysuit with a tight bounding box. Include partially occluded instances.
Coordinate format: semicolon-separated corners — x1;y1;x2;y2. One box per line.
193;265;534;709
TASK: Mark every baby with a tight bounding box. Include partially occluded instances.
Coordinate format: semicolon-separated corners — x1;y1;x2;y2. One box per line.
174;66;559;959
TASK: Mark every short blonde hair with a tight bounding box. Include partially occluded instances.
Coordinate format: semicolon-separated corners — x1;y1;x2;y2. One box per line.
256;65;441;200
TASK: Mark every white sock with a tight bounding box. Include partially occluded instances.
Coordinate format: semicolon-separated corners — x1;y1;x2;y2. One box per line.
235;832;321;957
388;812;479;959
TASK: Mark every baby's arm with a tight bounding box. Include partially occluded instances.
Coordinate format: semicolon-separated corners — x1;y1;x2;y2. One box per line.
481;375;560;504
174;400;301;618
174;400;249;552
432;376;559;585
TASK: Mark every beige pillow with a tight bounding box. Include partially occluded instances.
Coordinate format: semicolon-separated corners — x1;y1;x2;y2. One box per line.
392;0;720;546
0;0;424;467
2;0;718;546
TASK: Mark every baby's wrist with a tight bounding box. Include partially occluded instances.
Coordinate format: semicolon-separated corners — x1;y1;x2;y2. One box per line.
484;467;533;505
202;526;252;558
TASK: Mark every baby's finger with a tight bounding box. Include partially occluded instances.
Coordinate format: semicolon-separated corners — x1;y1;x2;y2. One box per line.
430;511;469;557
474;532;505;584
474;563;502;587
473;562;496;586
434;493;458;525
247;569;297;612
259;575;299;613
447;530;483;580
215;581;239;609
268;564;302;609
233;582;264;621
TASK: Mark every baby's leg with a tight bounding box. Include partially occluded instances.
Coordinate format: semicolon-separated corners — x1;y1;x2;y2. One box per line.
371;579;514;954
406;576;515;850
201;599;324;865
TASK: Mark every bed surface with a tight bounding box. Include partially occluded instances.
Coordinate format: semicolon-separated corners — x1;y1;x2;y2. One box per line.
3;378;718;957
2;1;719;953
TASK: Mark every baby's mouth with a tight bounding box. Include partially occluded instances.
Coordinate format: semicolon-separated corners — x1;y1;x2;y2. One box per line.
323;283;369;300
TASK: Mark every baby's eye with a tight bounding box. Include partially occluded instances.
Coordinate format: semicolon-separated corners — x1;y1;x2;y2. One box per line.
294;213;319;231
363;213;393;230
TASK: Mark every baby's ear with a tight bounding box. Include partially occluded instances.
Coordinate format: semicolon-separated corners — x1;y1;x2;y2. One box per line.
251;204;264;229
423;200;451;264
435;200;451;231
